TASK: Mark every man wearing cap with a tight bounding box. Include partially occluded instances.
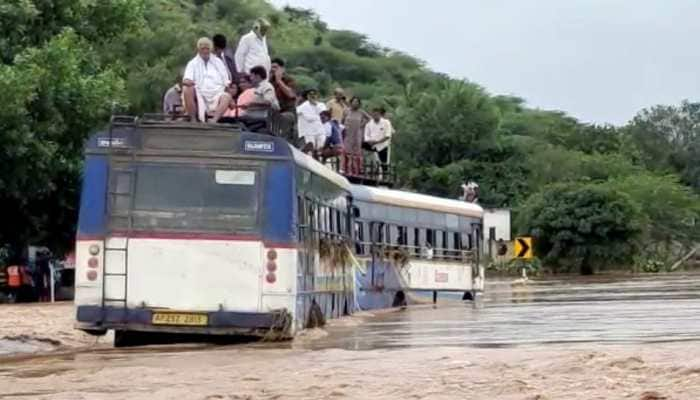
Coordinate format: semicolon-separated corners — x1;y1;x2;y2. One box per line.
326;87;348;123
183;37;232;122
235;18;272;76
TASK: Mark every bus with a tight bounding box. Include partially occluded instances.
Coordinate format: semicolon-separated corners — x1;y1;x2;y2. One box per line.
350;185;484;309
75;116;356;344
74;116;485;345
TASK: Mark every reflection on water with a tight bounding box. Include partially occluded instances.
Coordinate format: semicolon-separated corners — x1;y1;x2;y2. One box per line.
305;272;700;350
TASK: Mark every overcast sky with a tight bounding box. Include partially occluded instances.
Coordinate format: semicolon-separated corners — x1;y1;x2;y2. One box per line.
269;0;700;125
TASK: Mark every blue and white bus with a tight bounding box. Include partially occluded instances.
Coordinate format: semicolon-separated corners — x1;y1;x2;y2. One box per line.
75;117;355;344
351;185;484;309
74;116;484;345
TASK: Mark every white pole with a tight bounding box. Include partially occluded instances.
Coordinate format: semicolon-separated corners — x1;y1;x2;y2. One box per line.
49;260;55;303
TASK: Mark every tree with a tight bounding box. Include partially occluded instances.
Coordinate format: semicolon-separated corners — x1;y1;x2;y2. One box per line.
625;101;700;190
517;183;643;274
394;79;500;169
605;174;700;245
0;1;143;256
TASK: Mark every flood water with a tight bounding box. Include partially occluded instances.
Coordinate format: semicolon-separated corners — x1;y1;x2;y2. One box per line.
2;273;700;399
308;272;700;350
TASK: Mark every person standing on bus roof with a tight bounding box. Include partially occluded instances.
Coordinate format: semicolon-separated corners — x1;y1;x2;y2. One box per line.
213;33;237;82
270;58;297;142
326;88;348;123
342;96;370;174
362;106;393;171
297;89;326;153
235;18;271;77
183;37;232;123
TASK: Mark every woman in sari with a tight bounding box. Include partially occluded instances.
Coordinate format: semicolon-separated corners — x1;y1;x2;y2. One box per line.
342;96;370;175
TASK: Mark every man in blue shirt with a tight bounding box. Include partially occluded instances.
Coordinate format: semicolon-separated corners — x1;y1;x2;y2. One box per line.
320;110;343;164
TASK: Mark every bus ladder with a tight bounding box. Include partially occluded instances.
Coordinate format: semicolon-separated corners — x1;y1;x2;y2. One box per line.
101;166;135;310
102;242;129;307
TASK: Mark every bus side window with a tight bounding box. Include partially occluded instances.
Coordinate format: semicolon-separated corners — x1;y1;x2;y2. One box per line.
389;225;398;246
414;228;420;256
454;232;462;259
327;206;334;236
355;221;364;255
442;231;448;259
435;230;443;259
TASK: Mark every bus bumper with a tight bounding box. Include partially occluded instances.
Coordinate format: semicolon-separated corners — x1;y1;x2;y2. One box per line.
75;305;292;337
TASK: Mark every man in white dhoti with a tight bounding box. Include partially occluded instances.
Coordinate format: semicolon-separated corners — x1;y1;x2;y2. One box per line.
183;37;232;122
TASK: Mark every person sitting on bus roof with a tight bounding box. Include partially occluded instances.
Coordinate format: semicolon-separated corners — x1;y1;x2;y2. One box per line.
235;18;271;77
297;89;326;153
221;82;241;119
239;65;278;120
213;33;238;83
320;110;343;162
162;79;183;116
183;37;233;123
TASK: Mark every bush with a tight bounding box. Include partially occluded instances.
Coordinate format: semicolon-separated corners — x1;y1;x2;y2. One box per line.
517;183;643;274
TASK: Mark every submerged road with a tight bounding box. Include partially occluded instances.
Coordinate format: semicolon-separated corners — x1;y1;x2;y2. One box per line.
313;272;700;350
1;272;700;399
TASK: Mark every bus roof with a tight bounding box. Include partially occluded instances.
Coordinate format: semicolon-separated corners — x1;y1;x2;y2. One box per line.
290;146;352;191
350;185;484;218
85;116;352;191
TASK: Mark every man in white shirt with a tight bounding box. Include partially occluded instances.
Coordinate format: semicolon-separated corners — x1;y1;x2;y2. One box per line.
296;89;326;153
234;18;272;76
363;106;393;169
183;37;232;122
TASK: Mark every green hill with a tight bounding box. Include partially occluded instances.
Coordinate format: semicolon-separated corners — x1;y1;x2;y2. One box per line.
0;0;697;272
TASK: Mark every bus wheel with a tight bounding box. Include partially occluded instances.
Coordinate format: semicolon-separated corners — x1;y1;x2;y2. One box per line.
114;330;142;347
462;291;474;301
305;300;325;329
392;291;407;308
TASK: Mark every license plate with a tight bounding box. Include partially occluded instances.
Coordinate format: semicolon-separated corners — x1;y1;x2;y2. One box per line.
152;312;208;326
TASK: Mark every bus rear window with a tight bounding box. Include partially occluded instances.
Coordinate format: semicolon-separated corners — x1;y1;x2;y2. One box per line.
110;164;260;233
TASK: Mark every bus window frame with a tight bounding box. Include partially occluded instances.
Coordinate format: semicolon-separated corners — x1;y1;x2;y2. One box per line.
107;159;265;234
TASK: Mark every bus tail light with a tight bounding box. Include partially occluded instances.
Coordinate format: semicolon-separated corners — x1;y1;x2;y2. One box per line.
265;249;277;284
88;257;99;268
86;270;98;281
267;249;277;261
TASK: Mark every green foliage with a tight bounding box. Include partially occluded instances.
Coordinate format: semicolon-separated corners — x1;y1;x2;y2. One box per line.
394;79;500;168
625;101;700;190
604;174;700;244
0;2;139;256
517;183;643;274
